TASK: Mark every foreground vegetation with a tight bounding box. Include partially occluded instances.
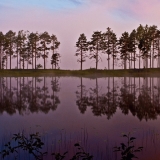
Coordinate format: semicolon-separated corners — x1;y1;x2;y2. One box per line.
0;68;160;77
0;132;143;160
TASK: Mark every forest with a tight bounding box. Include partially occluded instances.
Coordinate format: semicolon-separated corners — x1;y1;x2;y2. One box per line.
0;24;160;70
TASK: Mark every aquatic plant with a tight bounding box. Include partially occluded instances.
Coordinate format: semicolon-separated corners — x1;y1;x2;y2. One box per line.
114;132;143;160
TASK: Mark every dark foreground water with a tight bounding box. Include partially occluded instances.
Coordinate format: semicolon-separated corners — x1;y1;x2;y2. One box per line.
0;76;160;160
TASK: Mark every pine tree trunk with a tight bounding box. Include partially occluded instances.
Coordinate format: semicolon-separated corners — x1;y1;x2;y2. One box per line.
35;43;37;69
131;53;132;69
32;44;34;69
6;57;7;69
113;55;114;70
158;40;160;68
124;59;126;69
108;54;109;70
0;45;1;70
17;46;18;69
96;50;98;70
139;50;140;69
134;50;135;69
150;47;152;68
112;45;114;70
44;50;45;70
129;54;130;69
23;58;24;69
152;41;154;68
81;50;82;70
10;52;11;69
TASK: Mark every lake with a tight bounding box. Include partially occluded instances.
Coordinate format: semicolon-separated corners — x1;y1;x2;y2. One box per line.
0;76;160;160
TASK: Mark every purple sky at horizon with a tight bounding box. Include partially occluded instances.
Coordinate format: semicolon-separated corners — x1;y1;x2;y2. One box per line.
0;0;160;69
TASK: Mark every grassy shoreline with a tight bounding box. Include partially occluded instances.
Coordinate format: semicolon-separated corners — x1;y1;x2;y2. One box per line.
0;68;160;77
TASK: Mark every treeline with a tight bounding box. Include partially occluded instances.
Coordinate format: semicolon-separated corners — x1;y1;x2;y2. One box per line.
0;30;60;69
75;24;160;70
1;24;160;70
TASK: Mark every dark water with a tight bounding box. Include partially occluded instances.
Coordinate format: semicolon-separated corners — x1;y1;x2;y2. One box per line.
0;76;160;160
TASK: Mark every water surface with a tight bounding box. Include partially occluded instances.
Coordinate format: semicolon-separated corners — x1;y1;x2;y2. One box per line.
0;76;160;160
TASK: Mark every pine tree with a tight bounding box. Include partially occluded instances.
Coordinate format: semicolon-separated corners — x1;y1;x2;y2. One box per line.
148;25;157;68
50;34;60;69
39;32;51;69
28;32;40;69
137;25;151;68
75;33;88;70
119;32;130;69
103;27;113;70
128;29;137;69
4;30;16;69
136;24;145;69
155;30;160;68
0;32;4;69
110;32;118;70
89;31;104;70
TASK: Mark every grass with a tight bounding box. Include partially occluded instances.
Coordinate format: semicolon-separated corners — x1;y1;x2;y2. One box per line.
0;68;160;77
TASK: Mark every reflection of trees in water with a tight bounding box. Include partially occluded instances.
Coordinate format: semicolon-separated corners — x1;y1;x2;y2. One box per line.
0;77;15;115
119;77;136;116
76;77;119;119
0;77;60;115
76;77;160;121
50;77;60;111
117;77;160;120
135;77;160;121
76;77;89;114
88;78;118;119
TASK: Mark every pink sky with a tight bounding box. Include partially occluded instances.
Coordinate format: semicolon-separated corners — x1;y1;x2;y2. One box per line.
1;0;160;69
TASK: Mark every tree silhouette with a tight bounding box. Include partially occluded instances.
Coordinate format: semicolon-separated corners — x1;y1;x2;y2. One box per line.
0;32;4;69
103;27;113;70
4;30;16;69
119;32;130;69
50;77;60;111
39;32;51;69
50;34;60;69
28;32;40;69
111;32;118;70
76;77;89;114
89;31;104;70
128;29;137;69
75;33;88;70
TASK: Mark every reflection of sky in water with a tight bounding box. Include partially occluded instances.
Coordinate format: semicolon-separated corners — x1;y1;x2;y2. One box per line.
0;77;160;159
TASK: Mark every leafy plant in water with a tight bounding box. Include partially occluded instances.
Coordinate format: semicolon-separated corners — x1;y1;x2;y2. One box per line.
0;132;47;160
0;132;93;160
51;151;68;160
51;143;93;160
71;143;93;160
114;132;143;160
0;131;142;160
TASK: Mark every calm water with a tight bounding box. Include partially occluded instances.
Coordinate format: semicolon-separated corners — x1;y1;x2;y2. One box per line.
0;76;160;160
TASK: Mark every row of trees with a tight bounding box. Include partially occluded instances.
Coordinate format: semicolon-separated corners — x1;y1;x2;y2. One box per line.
75;24;160;70
1;24;160;70
0;30;60;69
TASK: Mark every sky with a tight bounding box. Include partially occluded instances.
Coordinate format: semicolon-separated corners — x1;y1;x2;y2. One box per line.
0;0;160;69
